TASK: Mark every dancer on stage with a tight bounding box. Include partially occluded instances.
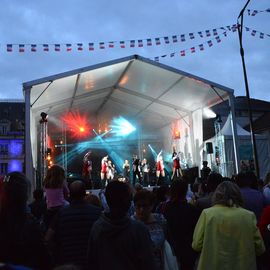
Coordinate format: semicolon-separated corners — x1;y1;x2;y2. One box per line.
171;146;183;180
132;154;142;186
101;155;108;188
156;150;165;185
141;158;150;187
82;151;92;188
107;160;116;182
122;159;130;182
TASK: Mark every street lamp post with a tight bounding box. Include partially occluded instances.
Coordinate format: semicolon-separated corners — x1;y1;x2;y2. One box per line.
237;0;260;179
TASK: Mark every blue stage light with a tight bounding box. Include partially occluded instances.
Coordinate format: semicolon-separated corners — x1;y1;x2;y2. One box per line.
110;117;136;136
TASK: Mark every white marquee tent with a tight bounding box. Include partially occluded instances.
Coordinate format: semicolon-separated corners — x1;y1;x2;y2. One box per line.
23;55;239;186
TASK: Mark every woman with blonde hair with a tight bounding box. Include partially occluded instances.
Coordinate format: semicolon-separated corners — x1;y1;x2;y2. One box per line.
192;181;265;270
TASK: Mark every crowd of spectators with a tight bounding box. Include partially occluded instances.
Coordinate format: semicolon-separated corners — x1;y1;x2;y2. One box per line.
0;163;270;270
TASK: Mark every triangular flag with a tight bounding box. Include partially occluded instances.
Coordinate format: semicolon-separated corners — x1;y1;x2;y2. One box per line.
55;44;60;51
172;35;178;43
207;40;213;47
190;47;195;53
155;38;161;45
66;44;72;51
260;32;264;39
199;44;204;51
147;39;152;46
154;56;159;62
189;33;195;39
181;34;185;42
180;50;185;56
43;44;49;51
19;44;25;52
130;40;135;47
215;36;221;43
170;52;175;57
120;41;125;48
138;40;143;47
198;31;203;38
31;44;37;52
77;43;83;51
99;42;105;49
213;29;218;36
7;44;13;52
251;30;256;36
164;37;170;44
109;42;114;48
89;43;94;51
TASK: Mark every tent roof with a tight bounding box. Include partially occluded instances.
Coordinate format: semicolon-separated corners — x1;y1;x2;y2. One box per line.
221;117;250;136
23;54;233;130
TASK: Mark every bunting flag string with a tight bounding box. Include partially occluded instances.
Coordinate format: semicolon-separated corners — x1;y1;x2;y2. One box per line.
244;26;270;39
2;24;238;53
247;8;270;16
152;29;233;62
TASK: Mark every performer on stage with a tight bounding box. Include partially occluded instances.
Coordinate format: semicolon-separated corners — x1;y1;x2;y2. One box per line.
82;151;92;188
171;146;183;180
132;154;142;186
141;158;150;187
156;150;165;185
107;160;116;182
101;155;109;188
122;159;130;182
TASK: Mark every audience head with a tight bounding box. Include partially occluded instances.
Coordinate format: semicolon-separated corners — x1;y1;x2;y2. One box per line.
105;181;132;218
134;190;155;222
85;193;101;207
134;183;143;193
170;180;188;202
0;172;30;215
69;180;86;201
207;173;223;193
44;164;65;188
212;181;243;207
155;185;169;202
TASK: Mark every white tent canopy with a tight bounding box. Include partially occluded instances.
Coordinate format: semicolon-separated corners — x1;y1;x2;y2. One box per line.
23;55;238;185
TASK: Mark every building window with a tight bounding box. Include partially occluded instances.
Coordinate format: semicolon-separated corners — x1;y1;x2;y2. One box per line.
0;163;8;174
0;144;8;155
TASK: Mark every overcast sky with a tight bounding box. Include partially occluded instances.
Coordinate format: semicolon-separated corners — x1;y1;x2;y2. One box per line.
0;0;269;101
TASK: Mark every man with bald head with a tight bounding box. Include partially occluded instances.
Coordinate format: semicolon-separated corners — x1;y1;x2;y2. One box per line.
45;180;101;269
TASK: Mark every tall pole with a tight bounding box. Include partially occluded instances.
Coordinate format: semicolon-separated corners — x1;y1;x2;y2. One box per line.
237;0;260;179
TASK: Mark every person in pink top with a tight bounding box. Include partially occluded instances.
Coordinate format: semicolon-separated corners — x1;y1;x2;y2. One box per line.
43;164;70;228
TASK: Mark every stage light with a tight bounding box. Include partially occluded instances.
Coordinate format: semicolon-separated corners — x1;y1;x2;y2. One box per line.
174;130;180;139
79;127;85;133
40;112;48;123
203;108;216;119
110;116;136;136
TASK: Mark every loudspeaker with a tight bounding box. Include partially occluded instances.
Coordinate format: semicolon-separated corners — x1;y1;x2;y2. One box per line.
206;142;213;154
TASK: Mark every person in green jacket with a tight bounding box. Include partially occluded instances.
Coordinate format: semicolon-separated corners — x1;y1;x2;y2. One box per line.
192;181;265;270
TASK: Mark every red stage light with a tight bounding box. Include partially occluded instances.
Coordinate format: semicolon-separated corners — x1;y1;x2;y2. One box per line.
174;130;180;139
61;111;90;138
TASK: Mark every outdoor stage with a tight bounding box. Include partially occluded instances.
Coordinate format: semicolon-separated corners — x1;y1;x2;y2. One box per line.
23;54;239;188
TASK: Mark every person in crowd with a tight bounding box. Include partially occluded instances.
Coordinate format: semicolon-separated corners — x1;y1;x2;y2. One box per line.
132;154;142;186
45;180;101;269
200;161;211;183
0;172;51;269
171;146;182;180
153;185;169;214
132;190;166;270
236;172;264;221
100;155;109;188
43;165;70;229
122;159;130;182
192;181;265;270
28;188;47;222
141;158;150;187
82;151;92;189
156;150;165;185
262;172;270;205
195;172;222;212
84;193;102;208
164;180;200;270
87;181;156;270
